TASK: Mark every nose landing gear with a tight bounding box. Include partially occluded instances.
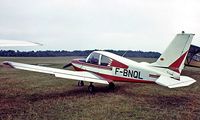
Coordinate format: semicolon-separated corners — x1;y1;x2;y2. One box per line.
78;81;84;86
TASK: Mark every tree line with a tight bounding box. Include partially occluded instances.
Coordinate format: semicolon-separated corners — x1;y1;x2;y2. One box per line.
0;50;160;58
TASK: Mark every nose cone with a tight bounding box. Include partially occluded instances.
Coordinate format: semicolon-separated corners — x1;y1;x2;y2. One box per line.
71;58;86;71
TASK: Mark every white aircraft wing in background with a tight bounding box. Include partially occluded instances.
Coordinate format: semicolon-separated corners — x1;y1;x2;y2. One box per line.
0;40;41;47
3;61;109;85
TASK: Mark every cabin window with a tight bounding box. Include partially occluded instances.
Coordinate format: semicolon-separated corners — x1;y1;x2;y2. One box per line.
87;52;100;65
100;55;111;66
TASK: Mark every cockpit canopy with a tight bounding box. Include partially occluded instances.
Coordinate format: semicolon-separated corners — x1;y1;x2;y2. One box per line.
86;52;111;66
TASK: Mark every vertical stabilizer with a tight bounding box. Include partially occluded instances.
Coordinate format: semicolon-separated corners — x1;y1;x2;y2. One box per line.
152;32;195;73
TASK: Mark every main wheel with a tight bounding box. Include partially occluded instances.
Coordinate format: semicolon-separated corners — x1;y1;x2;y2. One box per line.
88;84;95;94
108;82;115;90
78;81;80;86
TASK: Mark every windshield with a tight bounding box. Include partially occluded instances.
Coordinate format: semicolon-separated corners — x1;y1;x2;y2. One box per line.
87;52;100;65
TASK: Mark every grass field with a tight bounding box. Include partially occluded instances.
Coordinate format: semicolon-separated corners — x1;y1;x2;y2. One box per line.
0;57;200;120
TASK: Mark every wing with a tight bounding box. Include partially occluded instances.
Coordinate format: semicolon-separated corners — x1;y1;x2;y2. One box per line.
0;40;41;47
3;61;109;84
155;75;196;88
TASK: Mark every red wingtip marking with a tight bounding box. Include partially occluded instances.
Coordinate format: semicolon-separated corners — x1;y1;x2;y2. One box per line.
169;51;188;73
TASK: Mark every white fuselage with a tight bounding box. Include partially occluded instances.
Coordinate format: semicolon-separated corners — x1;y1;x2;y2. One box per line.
71;51;173;83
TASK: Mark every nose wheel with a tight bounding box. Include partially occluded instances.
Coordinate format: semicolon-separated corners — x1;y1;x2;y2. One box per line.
78;81;84;86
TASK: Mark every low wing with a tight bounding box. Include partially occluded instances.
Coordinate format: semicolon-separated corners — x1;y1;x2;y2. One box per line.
156;75;196;88
3;61;109;84
0;40;41;47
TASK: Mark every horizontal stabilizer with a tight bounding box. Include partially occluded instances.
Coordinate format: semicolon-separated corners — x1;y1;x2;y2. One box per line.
3;61;109;84
156;75;196;88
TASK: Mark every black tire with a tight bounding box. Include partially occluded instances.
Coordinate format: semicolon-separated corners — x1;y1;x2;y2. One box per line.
80;81;84;86
108;82;115;90
78;81;84;87
88;84;95;94
78;81;80;86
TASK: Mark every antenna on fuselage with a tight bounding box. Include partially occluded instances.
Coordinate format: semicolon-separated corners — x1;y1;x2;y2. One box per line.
122;51;128;57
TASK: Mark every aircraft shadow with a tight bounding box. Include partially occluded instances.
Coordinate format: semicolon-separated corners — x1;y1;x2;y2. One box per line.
26;85;125;102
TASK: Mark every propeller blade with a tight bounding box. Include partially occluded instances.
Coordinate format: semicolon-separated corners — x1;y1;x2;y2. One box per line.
63;63;72;69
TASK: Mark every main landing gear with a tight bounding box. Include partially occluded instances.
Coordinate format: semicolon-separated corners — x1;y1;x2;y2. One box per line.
108;82;115;90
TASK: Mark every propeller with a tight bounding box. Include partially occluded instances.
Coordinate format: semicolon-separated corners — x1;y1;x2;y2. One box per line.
63;63;72;69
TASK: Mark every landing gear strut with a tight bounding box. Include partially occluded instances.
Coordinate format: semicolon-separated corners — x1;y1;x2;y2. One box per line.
88;82;95;94
108;82;115;90
78;81;84;86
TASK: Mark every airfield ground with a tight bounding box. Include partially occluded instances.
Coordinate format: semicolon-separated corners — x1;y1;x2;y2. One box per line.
0;57;200;120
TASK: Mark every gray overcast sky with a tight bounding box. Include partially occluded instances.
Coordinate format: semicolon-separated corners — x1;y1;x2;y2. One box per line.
0;0;199;52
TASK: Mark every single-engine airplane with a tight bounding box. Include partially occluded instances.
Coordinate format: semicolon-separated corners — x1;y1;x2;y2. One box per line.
3;32;196;93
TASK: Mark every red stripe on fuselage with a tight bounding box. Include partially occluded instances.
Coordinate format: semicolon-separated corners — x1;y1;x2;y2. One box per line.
96;73;154;83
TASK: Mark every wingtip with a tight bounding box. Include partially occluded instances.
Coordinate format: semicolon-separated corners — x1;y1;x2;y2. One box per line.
2;61;14;68
28;41;43;46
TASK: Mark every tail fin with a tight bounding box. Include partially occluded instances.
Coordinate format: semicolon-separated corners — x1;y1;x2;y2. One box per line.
152;32;195;73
